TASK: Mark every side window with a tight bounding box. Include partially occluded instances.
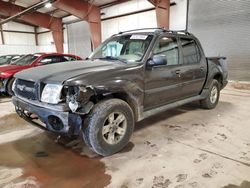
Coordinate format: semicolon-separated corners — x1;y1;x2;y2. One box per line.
153;36;179;66
63;56;77;61
180;38;200;64
40;56;62;65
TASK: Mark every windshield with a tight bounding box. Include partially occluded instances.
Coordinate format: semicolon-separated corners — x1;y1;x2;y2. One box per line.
11;54;39;65
0;56;13;65
89;34;153;63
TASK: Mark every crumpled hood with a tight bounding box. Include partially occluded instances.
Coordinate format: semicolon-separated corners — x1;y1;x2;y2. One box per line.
14;60;125;84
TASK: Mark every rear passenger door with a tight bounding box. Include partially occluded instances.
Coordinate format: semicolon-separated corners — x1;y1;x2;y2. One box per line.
178;37;207;98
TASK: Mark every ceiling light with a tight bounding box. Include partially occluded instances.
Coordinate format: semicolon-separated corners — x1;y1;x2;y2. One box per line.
45;2;52;8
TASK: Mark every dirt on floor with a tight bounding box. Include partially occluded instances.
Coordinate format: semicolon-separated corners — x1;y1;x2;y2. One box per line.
230;82;250;90
0;133;111;188
222;181;250;188
1;82;250;188
0;114;29;133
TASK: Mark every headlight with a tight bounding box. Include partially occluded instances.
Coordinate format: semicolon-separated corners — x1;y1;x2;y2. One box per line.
41;84;63;104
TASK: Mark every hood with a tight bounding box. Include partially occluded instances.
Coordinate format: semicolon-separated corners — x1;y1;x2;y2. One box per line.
0;65;30;78
15;60;126;84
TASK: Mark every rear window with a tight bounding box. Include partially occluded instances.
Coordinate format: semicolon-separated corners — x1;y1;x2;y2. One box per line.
63;56;77;61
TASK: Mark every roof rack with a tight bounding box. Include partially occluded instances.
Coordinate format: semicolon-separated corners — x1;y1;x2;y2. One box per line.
118;28;192;36
118;28;166;34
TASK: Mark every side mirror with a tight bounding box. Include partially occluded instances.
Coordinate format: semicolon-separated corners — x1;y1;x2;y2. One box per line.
147;54;167;68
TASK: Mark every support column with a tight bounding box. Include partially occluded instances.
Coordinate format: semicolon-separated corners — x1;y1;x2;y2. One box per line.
53;0;101;49
88;6;101;49
149;0;170;29
0;19;5;44
52;31;63;53
34;27;38;46
50;19;64;53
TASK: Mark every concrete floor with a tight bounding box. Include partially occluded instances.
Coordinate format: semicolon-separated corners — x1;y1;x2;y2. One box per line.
0;82;250;188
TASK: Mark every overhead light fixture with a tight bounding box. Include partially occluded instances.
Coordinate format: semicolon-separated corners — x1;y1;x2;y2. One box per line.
45;2;52;8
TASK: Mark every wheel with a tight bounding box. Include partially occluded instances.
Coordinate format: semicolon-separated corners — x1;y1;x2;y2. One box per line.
82;99;134;156
82;118;93;148
6;78;15;96
201;79;220;109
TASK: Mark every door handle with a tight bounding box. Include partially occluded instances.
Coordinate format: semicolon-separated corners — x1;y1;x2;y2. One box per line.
200;66;205;71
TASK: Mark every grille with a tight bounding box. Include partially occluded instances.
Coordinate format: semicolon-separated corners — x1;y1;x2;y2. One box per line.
16;79;37;100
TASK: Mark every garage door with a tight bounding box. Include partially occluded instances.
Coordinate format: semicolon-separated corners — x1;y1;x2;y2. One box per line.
67;21;92;59
188;0;250;81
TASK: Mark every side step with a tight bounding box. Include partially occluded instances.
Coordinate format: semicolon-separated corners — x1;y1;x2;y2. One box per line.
142;96;202;120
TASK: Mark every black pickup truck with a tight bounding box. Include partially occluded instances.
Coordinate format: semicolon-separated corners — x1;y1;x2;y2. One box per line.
12;28;228;156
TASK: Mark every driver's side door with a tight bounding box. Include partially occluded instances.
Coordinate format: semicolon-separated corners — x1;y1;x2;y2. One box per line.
144;35;183;110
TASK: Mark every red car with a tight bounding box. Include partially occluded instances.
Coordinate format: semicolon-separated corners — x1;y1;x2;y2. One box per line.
0;53;81;95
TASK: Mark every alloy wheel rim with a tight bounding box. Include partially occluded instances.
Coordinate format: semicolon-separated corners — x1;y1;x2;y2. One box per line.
102;112;127;145
210;86;218;104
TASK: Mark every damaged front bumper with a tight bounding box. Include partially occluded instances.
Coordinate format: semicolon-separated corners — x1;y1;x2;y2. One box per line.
12;96;83;136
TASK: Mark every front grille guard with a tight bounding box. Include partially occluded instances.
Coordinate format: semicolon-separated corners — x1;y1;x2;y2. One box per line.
15;79;39;100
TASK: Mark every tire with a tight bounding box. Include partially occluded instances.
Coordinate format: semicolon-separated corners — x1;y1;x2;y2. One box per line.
82;99;134;156
201;79;220;109
6;78;15;96
82;118;93;148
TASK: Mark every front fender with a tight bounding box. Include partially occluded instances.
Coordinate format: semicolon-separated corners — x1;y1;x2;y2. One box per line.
93;79;144;121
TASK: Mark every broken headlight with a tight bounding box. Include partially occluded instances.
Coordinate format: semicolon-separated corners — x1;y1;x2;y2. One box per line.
41;84;63;104
66;86;94;112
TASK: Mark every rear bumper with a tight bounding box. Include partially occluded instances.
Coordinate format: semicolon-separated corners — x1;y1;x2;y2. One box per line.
12;96;82;136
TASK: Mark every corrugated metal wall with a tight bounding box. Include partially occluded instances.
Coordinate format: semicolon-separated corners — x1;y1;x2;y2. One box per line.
188;0;250;81
67;21;92;59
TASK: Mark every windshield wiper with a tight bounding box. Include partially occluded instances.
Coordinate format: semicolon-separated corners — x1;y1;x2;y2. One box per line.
97;56;127;64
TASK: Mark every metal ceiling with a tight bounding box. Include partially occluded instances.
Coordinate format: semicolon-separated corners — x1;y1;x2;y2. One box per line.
1;0;120;18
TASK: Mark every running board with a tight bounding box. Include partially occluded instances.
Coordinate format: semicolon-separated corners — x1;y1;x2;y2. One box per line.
142;96;202;120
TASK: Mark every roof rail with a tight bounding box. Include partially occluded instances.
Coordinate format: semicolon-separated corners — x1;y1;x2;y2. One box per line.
117;28;192;36
118;27;166;34
174;30;192;35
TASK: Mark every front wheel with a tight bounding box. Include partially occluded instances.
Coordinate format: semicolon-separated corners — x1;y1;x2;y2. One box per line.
200;79;220;109
82;99;134;156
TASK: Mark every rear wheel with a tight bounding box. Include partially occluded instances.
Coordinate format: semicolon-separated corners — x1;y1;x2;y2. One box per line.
201;79;220;109
82;99;134;156
6;78;15;96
